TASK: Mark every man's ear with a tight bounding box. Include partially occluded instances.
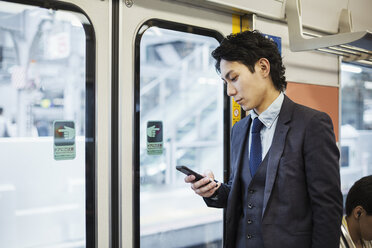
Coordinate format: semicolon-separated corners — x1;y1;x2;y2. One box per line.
352;206;364;220
257;58;270;78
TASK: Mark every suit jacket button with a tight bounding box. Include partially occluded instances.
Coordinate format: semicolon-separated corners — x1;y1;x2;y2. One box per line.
248;203;253;209
248;189;255;194
247;219;252;224
247;234;252;239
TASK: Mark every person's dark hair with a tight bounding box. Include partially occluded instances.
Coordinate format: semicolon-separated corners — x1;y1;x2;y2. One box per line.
345;175;372;216
0;107;3;115
211;30;286;92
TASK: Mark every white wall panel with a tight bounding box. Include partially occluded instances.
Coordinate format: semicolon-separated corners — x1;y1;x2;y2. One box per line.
175;0;286;20
347;0;372;32
184;0;372;34
301;0;372;33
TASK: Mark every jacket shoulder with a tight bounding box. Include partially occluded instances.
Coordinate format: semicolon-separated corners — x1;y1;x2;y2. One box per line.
287;96;331;122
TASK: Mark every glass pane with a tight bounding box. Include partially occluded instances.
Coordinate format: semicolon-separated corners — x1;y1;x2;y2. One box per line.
0;2;89;247
340;63;372;198
139;26;224;247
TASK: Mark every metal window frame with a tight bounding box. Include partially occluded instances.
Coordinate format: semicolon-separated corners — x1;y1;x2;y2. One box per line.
133;18;229;248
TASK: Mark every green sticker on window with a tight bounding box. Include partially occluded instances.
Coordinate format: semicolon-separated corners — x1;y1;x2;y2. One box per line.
147;121;163;155
53;120;76;160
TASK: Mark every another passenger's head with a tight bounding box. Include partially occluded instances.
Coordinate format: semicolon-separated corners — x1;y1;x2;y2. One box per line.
346;175;372;240
211;30;286;92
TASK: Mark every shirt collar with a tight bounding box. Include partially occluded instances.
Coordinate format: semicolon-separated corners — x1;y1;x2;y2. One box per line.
342;216;349;231
250;92;284;129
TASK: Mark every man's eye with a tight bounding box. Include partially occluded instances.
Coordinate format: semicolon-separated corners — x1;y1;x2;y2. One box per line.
231;76;238;82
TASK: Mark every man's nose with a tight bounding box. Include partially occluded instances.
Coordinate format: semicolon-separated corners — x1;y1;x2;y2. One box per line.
227;83;237;96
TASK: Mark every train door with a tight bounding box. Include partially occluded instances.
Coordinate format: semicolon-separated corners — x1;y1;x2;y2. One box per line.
0;0;111;247
119;1;233;247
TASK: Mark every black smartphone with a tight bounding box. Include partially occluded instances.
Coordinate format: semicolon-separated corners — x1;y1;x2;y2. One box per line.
176;165;205;181
176;165;218;183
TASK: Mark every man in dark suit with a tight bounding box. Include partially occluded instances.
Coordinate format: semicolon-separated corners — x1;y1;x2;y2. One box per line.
185;30;343;247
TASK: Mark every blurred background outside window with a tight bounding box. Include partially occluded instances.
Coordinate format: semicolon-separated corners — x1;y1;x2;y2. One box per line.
340;63;372;202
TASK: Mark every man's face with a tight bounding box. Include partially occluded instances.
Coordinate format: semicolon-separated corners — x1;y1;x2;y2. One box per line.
220;59;268;113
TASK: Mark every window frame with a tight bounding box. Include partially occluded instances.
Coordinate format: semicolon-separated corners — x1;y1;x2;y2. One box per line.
133;18;229;247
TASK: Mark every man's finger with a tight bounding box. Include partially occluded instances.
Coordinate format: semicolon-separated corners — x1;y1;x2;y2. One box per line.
195;182;217;195
203;169;215;180
185;175;195;183
193;177;211;189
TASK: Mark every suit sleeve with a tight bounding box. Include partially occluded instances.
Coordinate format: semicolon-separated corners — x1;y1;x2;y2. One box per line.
203;122;237;208
304;112;343;248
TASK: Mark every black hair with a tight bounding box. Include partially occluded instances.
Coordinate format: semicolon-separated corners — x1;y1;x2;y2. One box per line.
211;30;287;92
345;175;372;216
0;107;3;115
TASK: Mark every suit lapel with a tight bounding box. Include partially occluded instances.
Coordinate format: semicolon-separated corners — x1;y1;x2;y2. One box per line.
262;95;293;218
234;116;252;183
226;116;252;220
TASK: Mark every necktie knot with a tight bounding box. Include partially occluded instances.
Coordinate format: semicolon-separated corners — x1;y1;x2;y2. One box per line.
251;118;264;133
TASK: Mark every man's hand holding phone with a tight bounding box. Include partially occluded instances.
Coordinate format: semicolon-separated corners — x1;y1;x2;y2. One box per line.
184;169;221;198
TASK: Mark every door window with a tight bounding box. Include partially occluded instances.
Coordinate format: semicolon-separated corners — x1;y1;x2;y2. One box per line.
340;63;372;199
0;2;94;247
136;21;226;247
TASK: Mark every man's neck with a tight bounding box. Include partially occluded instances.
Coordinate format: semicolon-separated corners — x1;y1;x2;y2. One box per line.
346;216;363;247
254;90;281;115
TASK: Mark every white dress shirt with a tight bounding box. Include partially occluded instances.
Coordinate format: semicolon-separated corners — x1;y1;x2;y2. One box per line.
249;92;284;159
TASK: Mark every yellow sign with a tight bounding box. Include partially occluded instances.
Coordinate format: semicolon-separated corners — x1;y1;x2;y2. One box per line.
232;99;241;126
231;14;250;126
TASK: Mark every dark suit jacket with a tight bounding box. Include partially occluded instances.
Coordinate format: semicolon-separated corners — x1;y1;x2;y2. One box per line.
205;95;343;248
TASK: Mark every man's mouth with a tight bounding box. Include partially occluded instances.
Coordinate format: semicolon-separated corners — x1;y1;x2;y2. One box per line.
235;99;242;104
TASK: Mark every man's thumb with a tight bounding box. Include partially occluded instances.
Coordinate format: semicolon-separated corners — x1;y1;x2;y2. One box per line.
204;170;214;180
